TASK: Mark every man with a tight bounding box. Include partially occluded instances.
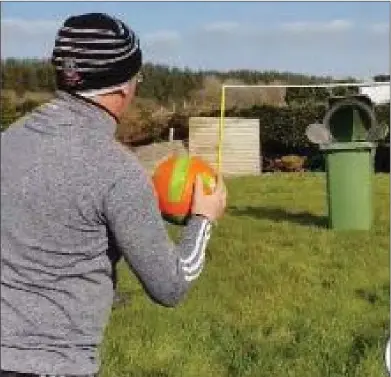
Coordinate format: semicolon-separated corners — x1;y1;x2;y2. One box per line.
1;13;227;377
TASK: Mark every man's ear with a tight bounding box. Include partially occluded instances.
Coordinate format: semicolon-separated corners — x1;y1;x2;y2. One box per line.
125;79;138;102
128;78;138;92
119;84;130;98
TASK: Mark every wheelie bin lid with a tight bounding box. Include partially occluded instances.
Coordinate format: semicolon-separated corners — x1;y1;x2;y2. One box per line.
319;141;377;151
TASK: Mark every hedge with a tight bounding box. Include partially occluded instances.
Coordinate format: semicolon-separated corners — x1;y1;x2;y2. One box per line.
204;103;390;156
2;93;389;172
157;103;390;172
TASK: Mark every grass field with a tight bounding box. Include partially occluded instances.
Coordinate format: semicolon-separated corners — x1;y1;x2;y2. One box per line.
100;173;390;377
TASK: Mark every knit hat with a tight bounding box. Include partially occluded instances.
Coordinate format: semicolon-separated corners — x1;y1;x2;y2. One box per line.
51;13;142;94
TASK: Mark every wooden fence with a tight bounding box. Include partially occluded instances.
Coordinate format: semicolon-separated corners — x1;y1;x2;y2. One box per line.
189;117;261;176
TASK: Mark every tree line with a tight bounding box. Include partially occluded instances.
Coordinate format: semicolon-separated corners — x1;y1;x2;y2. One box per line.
3;58;384;107
1;59;389;171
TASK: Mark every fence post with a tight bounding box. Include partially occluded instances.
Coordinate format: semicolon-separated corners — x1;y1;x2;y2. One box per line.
169;127;174;142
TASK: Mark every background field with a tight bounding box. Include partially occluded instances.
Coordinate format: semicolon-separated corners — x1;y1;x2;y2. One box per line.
100;173;390;377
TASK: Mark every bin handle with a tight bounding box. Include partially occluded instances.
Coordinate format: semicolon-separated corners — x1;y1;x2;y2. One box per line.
323;97;377;140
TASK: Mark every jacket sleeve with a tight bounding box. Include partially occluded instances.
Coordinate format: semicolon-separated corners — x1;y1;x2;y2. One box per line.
102;163;212;307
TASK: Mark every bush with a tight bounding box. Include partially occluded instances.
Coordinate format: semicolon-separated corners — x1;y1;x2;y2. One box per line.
263;155;307;172
306;153;326;172
204;102;390;171
280;155;307;172
16;99;41;114
208;103;390;153
131;101;389;171
375;145;390;173
1;94;19;132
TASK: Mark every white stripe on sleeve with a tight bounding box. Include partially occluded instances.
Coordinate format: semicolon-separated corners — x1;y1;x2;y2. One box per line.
182;221;212;282
180;220;208;265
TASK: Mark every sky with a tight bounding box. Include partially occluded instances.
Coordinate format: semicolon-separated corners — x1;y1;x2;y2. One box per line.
1;1;390;79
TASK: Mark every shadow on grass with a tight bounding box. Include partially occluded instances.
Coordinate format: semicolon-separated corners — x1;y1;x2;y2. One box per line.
229;205;328;229
112;290;134;309
130;372;169;377
209;321;262;376
346;324;389;375
355;283;390;306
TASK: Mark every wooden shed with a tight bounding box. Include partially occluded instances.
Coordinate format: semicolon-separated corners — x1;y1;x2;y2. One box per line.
189;117;261;176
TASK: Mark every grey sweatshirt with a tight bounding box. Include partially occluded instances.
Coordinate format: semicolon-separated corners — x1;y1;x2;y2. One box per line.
1;91;211;375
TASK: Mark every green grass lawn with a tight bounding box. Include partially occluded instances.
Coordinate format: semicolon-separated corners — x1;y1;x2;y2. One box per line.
100;173;390;377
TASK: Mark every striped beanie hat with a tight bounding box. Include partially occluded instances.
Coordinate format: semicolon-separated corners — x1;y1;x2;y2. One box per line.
51;13;142;95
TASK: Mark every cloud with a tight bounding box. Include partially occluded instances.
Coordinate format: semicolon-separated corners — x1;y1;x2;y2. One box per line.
202;21;241;33
0;17;388;77
141;30;183;67
190;21;251;60
185;18;388;76
1;18;61;58
192;19;357;53
143;30;181;45
279;19;354;34
1;18;61;35
368;22;389;34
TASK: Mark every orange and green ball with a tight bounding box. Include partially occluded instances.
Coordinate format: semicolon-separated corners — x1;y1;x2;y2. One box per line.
152;154;216;225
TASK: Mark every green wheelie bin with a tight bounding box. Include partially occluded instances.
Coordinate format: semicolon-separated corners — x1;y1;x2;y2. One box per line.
320;141;376;230
306;94;386;231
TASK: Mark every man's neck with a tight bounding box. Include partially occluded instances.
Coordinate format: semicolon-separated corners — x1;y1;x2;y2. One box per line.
69;91;120;124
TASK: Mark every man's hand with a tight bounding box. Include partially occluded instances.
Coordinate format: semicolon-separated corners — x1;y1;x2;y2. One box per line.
191;174;227;222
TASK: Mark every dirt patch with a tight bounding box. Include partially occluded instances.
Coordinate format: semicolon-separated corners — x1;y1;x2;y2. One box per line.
132;141;188;173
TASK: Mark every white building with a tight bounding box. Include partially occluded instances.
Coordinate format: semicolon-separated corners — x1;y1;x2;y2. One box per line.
359;84;390;105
